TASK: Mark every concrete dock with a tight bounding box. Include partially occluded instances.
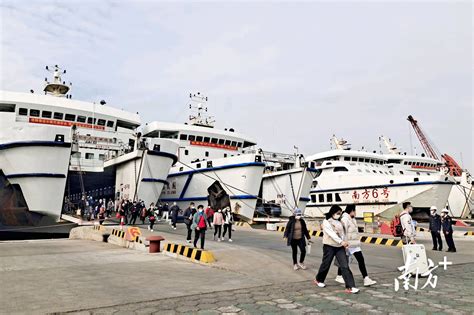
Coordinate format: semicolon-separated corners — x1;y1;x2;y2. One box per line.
1;221;473;314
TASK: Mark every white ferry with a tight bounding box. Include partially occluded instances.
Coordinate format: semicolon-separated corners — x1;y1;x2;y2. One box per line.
143;93;265;221
254;150;318;217
305;136;454;220
0;66;178;234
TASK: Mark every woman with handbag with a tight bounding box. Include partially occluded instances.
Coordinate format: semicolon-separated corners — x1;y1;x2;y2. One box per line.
284;208;311;270
313;205;360;294
147;202;157;232
334;205;376;286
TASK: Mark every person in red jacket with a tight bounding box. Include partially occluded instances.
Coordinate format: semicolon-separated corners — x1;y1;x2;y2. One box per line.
205;206;215;230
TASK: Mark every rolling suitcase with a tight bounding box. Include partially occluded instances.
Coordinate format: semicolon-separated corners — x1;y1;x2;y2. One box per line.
401;243;429;275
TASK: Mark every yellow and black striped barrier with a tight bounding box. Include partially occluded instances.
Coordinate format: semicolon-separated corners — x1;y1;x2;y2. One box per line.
360;236;403;247
464;231;474;236
111;229;125;239
309;230;324;237
164;243;215;263
276;226;286;232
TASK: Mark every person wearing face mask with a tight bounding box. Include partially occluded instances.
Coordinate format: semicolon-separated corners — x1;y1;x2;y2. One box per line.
213;208;224;241
170;202;180;230
314;205;359;294
428;206;443;251
284;208;311;270
335;205;376;286
441;208;456;252
400;202;416;244
183;202;196;243
191;205;208;249
222;207;234;242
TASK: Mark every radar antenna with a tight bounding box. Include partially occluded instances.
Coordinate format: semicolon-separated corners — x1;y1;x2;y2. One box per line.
188;92;215;127
44;65;72;98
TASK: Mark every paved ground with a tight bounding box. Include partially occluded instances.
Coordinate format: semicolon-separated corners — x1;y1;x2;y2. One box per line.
68;263;474;315
1;221;473;314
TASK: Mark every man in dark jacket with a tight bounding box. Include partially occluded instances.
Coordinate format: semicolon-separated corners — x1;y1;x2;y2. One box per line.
130;201;139;225
170;202;180;230
428;206;443;251
183;202;196;242
284;208;311;270
441;208;456;252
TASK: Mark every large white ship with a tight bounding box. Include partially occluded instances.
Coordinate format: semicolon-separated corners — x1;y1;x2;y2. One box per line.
143;93;266;221
304;136;454;220
0;66;178;235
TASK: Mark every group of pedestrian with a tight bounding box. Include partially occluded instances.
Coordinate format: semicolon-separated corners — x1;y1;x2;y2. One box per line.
285;205;376;294
182;202;234;250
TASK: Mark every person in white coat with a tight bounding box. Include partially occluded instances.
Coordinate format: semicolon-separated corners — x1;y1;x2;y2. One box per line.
334;205;376;286
400;202;416;244
314;205;360;294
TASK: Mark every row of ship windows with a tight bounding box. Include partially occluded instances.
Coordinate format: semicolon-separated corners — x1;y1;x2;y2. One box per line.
180;134;242;148
18;108;115;128
72;152;106;160
339;157;385;164
182;149;234;158
402;161;436;167
310;193;342;203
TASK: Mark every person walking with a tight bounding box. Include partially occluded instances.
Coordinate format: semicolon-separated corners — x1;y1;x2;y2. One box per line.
119;204;126;230
222;207;234;242
107;199;114;218
130;201;139;225
213;209;224;241
98;204;106;225
192;205;208;249
441;208;457;252
400;202;416;244
205;206;215;230
429;206;443;251
314;205;359;294
183;202;196;243
148;202;157;232
334;205;376;286
170;202;180;230
162;203;170;224
284;208;311;271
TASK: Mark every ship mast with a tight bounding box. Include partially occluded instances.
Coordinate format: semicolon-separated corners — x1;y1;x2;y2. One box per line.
188;92;215;128
379;136;400;154
44;65;72;98
331;135;351;150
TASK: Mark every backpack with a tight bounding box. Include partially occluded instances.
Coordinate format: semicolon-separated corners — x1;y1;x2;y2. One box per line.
391;214;405;237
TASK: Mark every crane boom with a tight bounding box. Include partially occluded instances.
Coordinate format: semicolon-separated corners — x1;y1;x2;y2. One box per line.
407;115;463;176
407;115;439;160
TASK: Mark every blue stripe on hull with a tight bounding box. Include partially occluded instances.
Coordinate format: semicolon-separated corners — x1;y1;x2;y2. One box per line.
160;195;258;202
310;180;453;194
0;141;71;150
168;162;265;178
6;173;66;179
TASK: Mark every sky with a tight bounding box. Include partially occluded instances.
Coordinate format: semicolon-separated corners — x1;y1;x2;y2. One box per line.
1;1;472;170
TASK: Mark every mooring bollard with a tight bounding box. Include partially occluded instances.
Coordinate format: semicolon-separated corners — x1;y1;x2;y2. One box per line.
147;236;165;253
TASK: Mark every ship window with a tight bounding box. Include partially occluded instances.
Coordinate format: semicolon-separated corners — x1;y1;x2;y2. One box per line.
41;110;52;118
231;141;237;147
311;194;317;203
414;177;419;182
205;151;209;157
369;159;374;164
87;117;96;124
30;109;40;117
211;138;218;144
184;150;189;155
351;157;357;161
179;167;183;171
335;193;342;202
99;154;105;161
319;194;324;202
77;116;86;123
203;137;210;143
97;119;106;126
379;171;383;174
344;157;350;161
224;153;227;157
85;153;94;159
180;134;187;140
364;158;370;163
196;163;201;169
358;158;364;162
107;120;114;127
334;167;349;172
19;108;28;116
416;172;420;175
65;114;76;121
188;135;196;141
372;170;377;173
53;112;63;120
404;161;408;165
327;194;333;202
237;142;242;148
217;139;224;145
399;171;404;175
225;140;231;145
196;136;203;142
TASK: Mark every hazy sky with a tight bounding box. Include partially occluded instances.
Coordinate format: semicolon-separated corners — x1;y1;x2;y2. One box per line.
1;1;472;170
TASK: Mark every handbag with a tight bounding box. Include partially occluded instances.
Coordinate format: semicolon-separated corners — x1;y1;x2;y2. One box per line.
149;216;156;221
115;212;121;219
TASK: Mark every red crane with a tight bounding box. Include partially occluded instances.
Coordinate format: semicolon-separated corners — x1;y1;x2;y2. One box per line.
407;115;463;176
